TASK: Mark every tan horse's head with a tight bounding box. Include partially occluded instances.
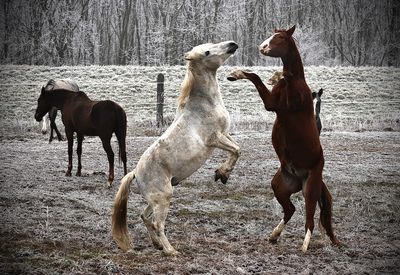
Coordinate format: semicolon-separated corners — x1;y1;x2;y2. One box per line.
179;41;238;108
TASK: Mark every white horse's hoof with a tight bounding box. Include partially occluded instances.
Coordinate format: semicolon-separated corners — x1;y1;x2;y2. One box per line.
163;248;180;256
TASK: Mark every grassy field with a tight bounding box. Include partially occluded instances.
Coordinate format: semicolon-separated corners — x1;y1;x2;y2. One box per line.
0;65;399;138
0;65;399;274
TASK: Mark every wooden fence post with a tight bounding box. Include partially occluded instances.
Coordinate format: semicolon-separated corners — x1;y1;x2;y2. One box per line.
156;73;164;127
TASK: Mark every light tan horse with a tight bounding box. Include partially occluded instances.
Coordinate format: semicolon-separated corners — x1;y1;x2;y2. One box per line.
112;41;240;255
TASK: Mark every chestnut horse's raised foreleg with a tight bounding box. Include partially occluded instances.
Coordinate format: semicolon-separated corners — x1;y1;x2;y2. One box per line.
269;168;302;243
208;132;241;184
228;70;277;111
76;133;84;176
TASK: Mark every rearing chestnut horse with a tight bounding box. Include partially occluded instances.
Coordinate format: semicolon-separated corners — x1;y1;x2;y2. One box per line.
228;25;339;252
34;88;127;187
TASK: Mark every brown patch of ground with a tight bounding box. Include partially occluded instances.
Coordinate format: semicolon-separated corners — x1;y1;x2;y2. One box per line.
0;131;399;274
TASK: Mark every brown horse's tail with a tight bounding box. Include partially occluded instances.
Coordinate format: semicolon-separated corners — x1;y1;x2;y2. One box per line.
114;107;127;172
112;169;136;252
319;182;340;246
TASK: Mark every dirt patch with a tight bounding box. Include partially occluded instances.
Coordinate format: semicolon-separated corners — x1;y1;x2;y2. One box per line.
0;131;399;274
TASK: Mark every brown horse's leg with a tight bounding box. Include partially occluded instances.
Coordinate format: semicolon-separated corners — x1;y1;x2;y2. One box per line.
227;70;277;111
301;172;322;252
49;125;54;143
319;181;340;246
101;137;114;187
65;129;74;176
52;122;64;141
76;133;84;176
269;168;301;243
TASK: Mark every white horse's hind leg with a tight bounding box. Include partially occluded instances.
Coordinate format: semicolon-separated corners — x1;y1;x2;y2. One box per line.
141;205;163;250
209;133;241;183
152;198;178;256
142;181;178;255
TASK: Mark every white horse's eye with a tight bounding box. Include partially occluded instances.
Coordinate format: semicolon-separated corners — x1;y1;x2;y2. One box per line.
205;51;210;56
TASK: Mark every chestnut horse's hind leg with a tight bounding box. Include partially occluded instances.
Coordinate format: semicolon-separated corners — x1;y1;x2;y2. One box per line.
269;168;301;243
319;181;340;247
100;136;114;187
209;132;241;184
76;133;84;176
301;170;323;252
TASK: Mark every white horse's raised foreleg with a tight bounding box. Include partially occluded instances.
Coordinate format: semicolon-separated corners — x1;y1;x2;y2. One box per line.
209;132;241;184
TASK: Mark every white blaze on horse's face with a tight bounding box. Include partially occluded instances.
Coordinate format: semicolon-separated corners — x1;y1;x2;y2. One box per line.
259;33;278;56
185;41;238;69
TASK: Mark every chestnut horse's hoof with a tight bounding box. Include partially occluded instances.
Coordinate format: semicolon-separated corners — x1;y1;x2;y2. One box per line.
214;169;228;184
65;171;72;177
227;70;245;81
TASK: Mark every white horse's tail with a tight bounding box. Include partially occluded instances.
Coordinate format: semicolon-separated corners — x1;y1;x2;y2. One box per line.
112;169;136;252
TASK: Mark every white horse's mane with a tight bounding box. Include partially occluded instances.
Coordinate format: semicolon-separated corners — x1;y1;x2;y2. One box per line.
178;67;195;108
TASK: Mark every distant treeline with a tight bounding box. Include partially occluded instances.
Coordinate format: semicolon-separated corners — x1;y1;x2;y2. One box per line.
1;0;399;66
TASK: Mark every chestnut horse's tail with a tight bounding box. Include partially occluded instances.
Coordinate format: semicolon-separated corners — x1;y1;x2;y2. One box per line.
319;182;339;245
112;169;136;251
114;107;127;168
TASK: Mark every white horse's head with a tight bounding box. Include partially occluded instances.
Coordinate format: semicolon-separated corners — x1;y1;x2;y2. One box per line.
184;41;238;70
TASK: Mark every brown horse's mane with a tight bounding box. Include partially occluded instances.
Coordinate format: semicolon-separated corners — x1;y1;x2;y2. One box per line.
177;66;195;108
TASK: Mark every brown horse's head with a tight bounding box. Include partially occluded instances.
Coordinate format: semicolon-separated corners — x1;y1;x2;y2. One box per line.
34;87;52;122
259;25;296;57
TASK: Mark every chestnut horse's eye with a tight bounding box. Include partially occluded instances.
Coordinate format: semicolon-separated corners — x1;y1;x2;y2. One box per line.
205;51;210;56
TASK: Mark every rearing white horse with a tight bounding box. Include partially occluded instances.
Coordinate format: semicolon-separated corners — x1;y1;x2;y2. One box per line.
112;41;240;255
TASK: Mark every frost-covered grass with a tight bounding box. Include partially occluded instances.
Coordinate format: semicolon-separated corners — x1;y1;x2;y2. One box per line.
0;65;399;137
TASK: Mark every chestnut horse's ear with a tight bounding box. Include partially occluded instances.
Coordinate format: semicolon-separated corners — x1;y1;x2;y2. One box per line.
41;86;46;94
318;88;323;97
287;25;296;36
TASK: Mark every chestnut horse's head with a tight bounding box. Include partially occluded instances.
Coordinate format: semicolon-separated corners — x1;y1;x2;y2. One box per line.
259;25;296;57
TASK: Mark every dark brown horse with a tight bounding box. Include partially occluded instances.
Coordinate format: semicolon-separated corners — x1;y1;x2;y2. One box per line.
41;79;80;142
228;25;339;252
34;88;128;187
